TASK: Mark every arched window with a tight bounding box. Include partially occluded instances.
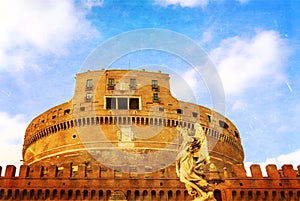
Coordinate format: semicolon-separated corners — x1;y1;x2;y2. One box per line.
176;190;181;200
232;190;237;200
126;190;132;200
21;189;27;200
30;189;35;200
106;190;111;200
52;189;58;200
91;190;96;200
151;190;156;200
15;189;20;199
143;190;148;200
184;190;189;200
159;190;164;200
134;190;140;200
37;189;43;200
280;191;285;199
288;191;293;199
6;189;12;199
68;190;73;200
76;190;81;200
272;191;277;200
240;191;245;200
256;191;261;200
83;190;88;200
60;190;65;200
98;190;103;199
141;117;144;124
214;189;222;201
168;190;173;200
45;189;50;200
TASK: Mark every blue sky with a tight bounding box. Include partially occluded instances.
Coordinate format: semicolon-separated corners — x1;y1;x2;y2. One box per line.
0;0;300;175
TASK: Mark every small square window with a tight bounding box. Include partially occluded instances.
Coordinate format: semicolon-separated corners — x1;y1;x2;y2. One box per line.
86;92;92;101
192;112;198;118
80;107;85;111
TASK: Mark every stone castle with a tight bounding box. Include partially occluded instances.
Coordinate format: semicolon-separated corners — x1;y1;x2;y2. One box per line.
0;69;299;200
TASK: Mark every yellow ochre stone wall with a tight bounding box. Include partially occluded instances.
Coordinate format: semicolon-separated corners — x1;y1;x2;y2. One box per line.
23;69;244;172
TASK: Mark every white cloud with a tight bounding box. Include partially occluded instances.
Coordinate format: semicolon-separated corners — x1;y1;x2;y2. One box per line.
0;112;27;169
237;0;250;4
83;0;104;9
0;0;98;72
245;148;300;176
155;0;209;8
210;30;290;95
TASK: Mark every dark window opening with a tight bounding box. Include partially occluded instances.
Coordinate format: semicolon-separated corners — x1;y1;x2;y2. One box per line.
64;109;70;115
106;98;116;109
130;78;137;90
152;80;158;88
52;115;56;119
159;107;164;112
192;112;198;117
86;79;93;89
234;131;239;138
108;78;115;89
219;120;229;129
86;92;92;101
118;98;128;110
80;107;85;111
129;98;139;109
177;109;183;114
153;93;159;101
214;189;222;201
207;115;211;123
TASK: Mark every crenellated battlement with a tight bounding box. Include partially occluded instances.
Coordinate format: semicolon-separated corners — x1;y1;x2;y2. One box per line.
0;164;179;179
228;164;300;179
1;163;300;200
1;163;299;181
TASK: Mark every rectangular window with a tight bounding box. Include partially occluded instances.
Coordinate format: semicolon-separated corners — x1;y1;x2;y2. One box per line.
106;97;116;109
108;78;115;90
192;112;198;118
153;93;159;101
177;109;183;114
130;78;137;90
108;78;114;86
118;98;128;110
152;80;158;89
86;92;92;101
129;98;139;109
86;79;93;89
207;115;211;123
